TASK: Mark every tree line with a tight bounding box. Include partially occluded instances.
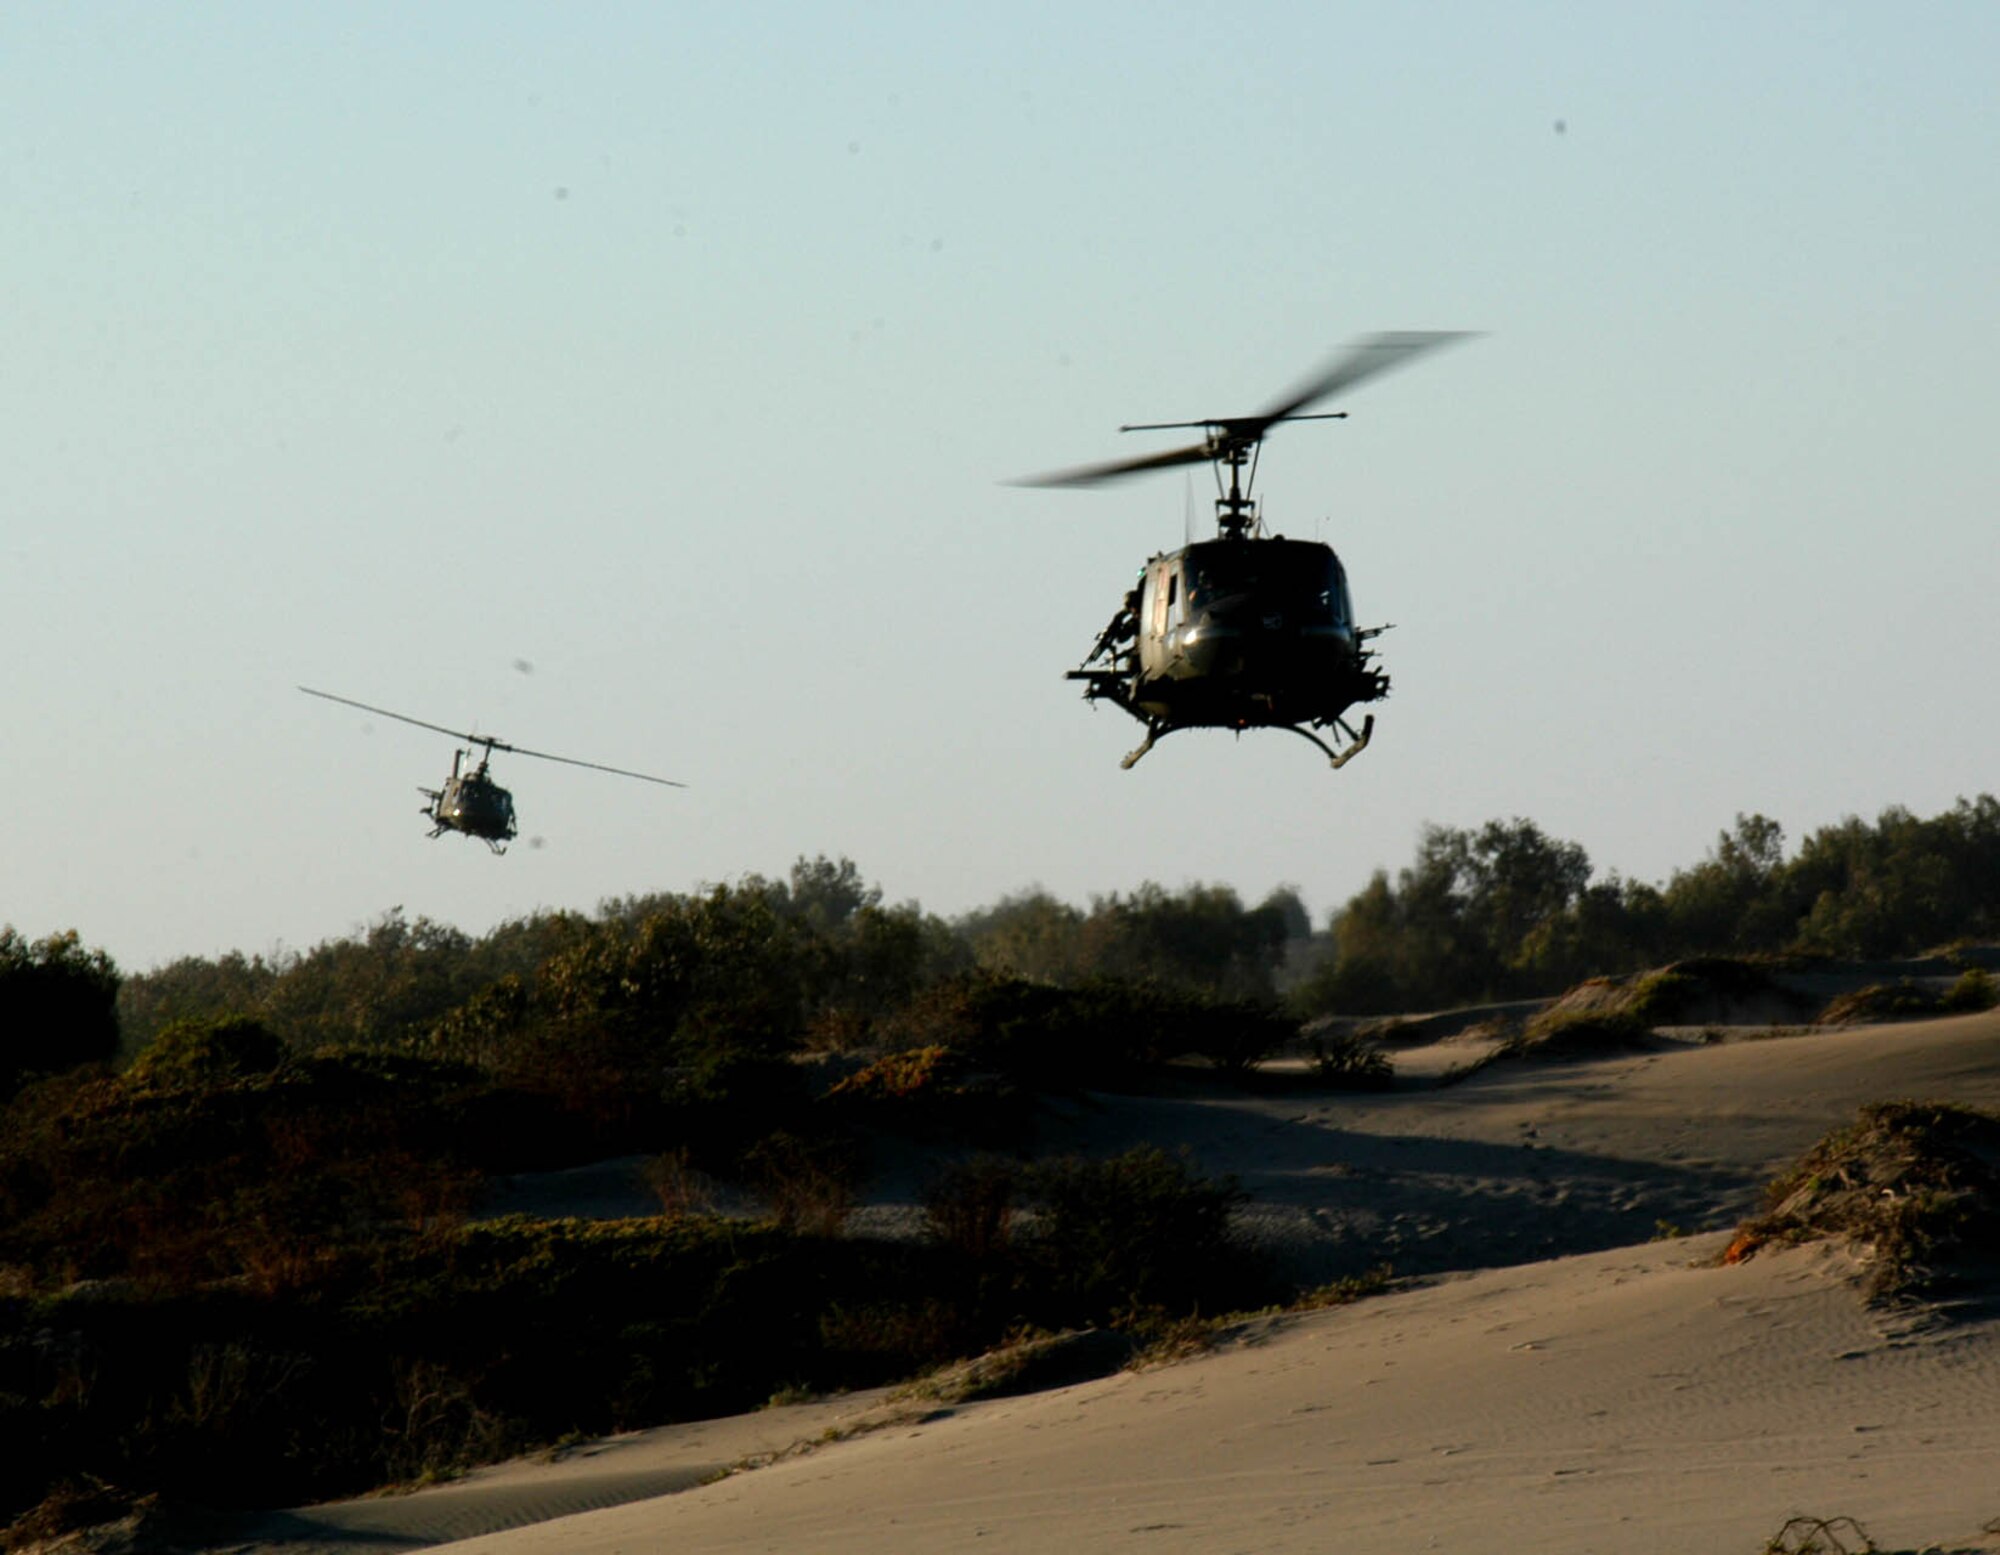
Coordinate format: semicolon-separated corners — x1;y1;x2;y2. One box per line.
0;795;1981;1086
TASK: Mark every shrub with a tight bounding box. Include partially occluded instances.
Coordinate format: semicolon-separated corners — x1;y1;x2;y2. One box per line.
1019;1147;1258;1321
641;1148;719;1217
745;1132;859;1236
1814;981;1942;1027
127;1015;287;1090
1501;1007;1652;1061
1305;1031;1394;1089
1727;1101;2000;1302
920;1156;1019;1263
826;1045;962;1105
1942;967;1998;1013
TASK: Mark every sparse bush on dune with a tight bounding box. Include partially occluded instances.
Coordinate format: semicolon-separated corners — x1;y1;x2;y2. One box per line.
1727;1100;2000;1303
1942;966;1998;1013
1813;980;1945;1027
920;1155;1020;1264
1305;1030;1394;1089
1019;1147;1264;1321
745;1130;861;1236
1499;1005;1654;1062
1762;1513;1877;1554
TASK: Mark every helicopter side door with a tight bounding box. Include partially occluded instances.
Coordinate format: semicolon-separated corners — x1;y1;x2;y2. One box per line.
1137;557;1183;679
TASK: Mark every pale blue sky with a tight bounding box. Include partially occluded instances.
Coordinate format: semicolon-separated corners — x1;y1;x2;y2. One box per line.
6;4;1996;970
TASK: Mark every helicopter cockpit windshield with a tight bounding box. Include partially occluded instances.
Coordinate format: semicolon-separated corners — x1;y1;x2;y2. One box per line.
1182;540;1352;632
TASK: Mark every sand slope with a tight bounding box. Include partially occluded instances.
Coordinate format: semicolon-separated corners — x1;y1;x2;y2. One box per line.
228;1007;2000;1555
434;1240;2000;1555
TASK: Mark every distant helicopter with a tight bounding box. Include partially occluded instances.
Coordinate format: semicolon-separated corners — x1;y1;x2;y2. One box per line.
298;686;683;852
1018;331;1474;770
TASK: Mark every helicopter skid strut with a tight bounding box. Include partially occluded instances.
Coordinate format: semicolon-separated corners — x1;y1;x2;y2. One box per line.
1117;712;1373;770
1297;712;1373;770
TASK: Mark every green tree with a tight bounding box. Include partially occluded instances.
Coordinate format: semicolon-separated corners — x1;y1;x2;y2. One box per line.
1660;813;1791;953
957;889;1089;984
0;928;121;1095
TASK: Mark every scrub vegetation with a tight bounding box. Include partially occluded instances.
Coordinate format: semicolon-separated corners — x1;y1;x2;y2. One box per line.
2;794;1997;1538
1729;1101;2000;1304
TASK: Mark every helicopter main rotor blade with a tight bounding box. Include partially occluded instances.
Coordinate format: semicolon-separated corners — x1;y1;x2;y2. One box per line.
496;742;687;788
1257;331;1476;427
302;685;683;788
298;686;485;747
1013;331;1476;491
1011;439;1216;489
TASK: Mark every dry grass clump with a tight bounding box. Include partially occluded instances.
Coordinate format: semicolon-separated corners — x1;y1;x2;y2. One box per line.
1813;968;1996;1027
1450;1014;1525;1046
1517;959;1812;1042
1945;965;2000;1011
1814;981;1944;1027
1761;1513;1876;1553
1726;1101;2000;1303
904;1328;1139;1404
1304;1030;1394;1089
1498;1006;1654;1062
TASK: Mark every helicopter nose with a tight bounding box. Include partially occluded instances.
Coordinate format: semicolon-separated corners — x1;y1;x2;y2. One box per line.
1176;617;1241;676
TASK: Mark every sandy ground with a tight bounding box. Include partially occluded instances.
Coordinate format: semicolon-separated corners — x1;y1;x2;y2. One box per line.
218;1004;2000;1555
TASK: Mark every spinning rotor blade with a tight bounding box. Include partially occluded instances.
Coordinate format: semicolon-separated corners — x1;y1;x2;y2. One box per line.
1257;330;1475;427
493;742;686;788
1011;439;1217;489
1013;330;1476;490
299;685;484;747
298;686;685;788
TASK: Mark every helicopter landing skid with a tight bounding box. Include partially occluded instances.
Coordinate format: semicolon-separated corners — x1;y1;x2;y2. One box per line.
1119;712;1373;770
1293;712;1374;770
1119;723;1172;769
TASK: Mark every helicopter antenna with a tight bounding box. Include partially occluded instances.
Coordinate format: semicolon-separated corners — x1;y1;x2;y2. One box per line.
298;686;687;788
1013;331;1477;539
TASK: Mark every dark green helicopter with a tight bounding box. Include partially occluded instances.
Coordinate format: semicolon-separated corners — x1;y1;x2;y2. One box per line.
299;686;683;852
1019;331;1474;769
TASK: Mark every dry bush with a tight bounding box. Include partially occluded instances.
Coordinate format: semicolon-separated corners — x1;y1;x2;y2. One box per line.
1500;1006;1652;1061
826;1045;962;1104
1294;1264;1396;1310
817;1297;962;1370
2;1478;143;1554
381;1357;514;1486
1942;966;1998;1012
1762;1513;1876;1553
1727;1100;2000;1302
747;1132;857;1236
1814;980;1943;1026
1305;1031;1393;1089
910;1327;1138;1403
643;1147;720;1217
920;1155;1018;1262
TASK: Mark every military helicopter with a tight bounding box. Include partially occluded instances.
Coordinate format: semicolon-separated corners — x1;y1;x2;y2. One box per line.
1019;331;1474;769
298;685;683;852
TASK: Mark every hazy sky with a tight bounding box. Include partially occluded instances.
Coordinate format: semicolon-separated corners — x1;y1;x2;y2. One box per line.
7;4;1996;972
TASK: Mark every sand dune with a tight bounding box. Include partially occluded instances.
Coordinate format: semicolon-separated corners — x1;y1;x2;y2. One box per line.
232;1006;2000;1555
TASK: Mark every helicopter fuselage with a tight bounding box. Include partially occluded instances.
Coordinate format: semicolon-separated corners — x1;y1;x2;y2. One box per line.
1079;535;1387;734
420;750;518;848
